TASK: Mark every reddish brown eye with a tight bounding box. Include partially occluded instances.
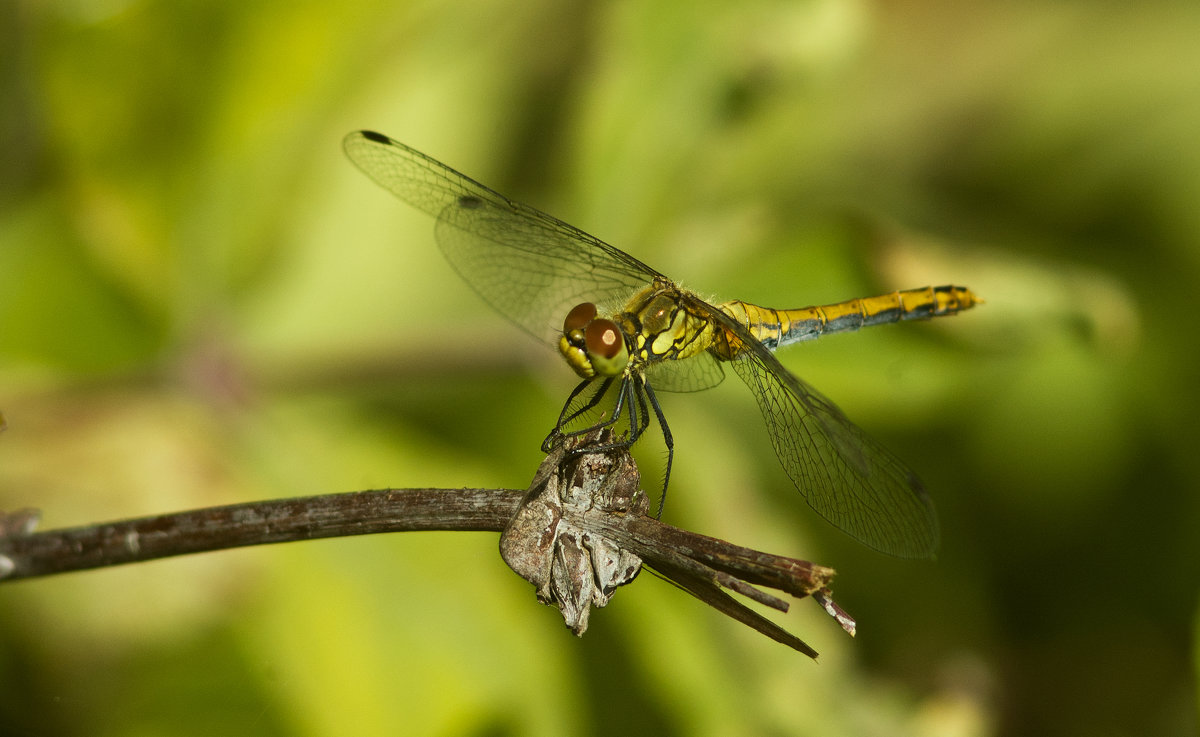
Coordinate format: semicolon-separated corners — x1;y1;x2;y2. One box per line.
564;302;598;333
585;319;624;359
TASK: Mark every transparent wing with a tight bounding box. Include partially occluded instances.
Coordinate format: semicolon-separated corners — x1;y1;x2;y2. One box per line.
645;351;726;393
698;302;940;558
344;130;665;345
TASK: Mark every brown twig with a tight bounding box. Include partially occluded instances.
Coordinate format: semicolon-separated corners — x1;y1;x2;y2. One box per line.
0;489;519;581
0;434;854;656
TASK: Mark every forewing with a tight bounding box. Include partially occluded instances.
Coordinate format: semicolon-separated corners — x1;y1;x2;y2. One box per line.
700;304;940;558
344;131;664;345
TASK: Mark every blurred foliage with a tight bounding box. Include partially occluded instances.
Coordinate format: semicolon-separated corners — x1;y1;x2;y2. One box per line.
2;0;1199;735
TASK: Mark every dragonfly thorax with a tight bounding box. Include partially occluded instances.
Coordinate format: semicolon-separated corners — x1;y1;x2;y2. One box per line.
623;287;717;365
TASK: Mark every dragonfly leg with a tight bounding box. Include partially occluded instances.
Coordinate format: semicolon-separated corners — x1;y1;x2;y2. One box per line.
642;380;673;519
560;378;615;427
545;377;633;453
625;379;642;443
559;380;642;455
542;378;614;452
564;379;671;517
543;377;672;519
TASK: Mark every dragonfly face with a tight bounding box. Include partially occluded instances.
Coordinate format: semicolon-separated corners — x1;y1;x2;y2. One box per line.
559;302;628;379
343;130;980;559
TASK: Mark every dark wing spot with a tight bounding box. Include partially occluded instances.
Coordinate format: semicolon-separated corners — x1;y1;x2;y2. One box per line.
360;130;390;144
457;195;483;209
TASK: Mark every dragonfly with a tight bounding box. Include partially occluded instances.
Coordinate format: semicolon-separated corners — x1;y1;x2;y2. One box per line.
344;130;980;558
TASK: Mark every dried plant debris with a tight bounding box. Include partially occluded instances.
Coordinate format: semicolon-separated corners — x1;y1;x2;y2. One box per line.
501;432;855;657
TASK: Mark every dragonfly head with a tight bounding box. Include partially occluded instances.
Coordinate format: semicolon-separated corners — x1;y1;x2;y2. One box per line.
559;302;630;379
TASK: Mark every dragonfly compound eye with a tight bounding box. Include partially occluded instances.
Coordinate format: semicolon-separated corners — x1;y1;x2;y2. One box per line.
563;302;598;334
585;319;629;376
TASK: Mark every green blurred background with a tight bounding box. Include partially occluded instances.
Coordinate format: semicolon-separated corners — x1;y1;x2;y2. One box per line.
2;0;1198;735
